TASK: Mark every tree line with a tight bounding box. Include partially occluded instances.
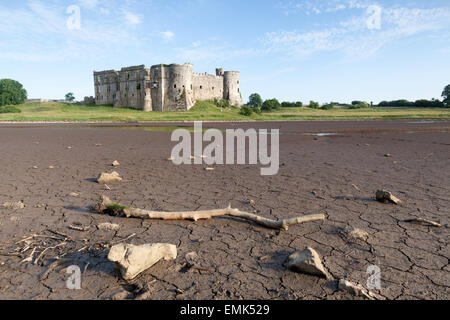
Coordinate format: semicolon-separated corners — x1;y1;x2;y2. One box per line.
239;85;450;115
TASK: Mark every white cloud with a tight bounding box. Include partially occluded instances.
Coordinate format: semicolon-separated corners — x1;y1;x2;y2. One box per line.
265;5;450;59
278;0;371;15
160;30;175;41
122;10;142;25
0;1;142;62
79;0;98;10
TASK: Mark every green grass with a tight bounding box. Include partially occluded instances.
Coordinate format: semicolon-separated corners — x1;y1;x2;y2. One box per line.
0;101;449;122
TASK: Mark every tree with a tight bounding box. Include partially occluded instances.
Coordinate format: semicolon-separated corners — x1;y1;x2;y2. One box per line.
248;93;263;109
261;98;281;111
309;101;319;109
65;92;75;102
0;79;27;106
442;84;450;106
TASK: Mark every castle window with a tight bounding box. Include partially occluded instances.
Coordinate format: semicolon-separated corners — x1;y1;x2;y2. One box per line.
137;83;141;90
212;87;214;90
237;80;239;84
174;84;177;89
191;85;193;90
200;85;203;89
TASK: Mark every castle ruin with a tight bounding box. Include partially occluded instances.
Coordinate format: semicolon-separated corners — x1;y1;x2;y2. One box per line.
93;63;242;111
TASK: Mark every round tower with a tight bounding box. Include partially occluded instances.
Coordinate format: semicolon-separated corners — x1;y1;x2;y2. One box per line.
167;63;195;110
223;71;242;107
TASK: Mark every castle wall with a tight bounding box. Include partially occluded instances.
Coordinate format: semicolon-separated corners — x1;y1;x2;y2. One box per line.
94;70;118;105
192;73;224;102
116;65;150;110
150;65;165;112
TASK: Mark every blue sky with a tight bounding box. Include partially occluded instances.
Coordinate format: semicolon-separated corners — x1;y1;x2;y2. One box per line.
0;0;449;104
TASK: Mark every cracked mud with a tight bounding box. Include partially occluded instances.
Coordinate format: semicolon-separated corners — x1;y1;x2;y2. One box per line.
0;120;448;300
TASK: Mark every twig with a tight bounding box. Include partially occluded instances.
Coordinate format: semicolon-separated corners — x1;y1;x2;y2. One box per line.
34;242;67;265
69;225;90;232
93;196;325;231
111;233;137;245
403;218;441;227
20;247;36;264
39;258;70;281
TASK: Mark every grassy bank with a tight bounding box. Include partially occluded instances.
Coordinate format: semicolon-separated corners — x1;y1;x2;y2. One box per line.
0;100;449;122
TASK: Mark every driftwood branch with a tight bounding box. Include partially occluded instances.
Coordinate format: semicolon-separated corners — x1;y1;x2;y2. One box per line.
93;196;325;231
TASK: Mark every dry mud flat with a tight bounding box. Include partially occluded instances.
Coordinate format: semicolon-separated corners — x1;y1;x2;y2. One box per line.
0;120;449;300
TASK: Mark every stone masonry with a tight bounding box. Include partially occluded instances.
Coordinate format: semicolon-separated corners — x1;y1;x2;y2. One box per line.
93;63;242;111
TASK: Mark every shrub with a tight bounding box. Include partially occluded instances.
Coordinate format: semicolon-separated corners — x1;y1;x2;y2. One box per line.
348;102;370;109
320;103;334;110
239;105;254;116
0;105;21;113
281;101;303;107
261;98;281;112
213;98;231;108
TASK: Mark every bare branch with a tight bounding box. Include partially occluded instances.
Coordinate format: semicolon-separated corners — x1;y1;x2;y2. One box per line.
93;196;325;231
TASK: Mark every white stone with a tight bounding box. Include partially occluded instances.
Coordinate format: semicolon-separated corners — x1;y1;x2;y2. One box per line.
287;247;331;279
108;243;177;280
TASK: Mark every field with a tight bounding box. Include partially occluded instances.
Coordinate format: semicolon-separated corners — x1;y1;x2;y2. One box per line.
0;120;448;299
0;101;449;122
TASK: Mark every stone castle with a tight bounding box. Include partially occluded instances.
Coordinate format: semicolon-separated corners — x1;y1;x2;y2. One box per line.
93;63;241;111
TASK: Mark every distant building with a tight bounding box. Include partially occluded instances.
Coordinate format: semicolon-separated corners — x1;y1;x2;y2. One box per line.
84;96;95;104
25;99;50;103
93;63;242;112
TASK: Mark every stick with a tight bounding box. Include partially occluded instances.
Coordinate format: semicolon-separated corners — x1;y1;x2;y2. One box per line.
93;196;325;231
403;218;441;227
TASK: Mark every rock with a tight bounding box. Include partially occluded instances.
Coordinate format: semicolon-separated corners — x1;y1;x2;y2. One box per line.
249;199;256;207
111;290;130;300
287;247;331;279
69;192;80;197
338;279;384;300
384;154;391;157
97;171;122;184
185;252;198;267
339;226;369;241
112;160;120;167
204;167;215;171
97;222;120;231
1;201;25;210
108;243;177;280
376;190;402;205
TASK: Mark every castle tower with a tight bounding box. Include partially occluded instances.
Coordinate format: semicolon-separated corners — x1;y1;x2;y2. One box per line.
223;71;242;107
165;63;195;111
